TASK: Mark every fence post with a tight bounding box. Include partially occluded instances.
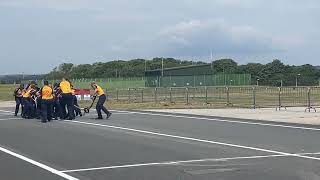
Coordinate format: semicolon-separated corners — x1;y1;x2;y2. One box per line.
276;87;286;111
205;87;208;104
128;88;131;102
305;87;316;112
226;86;230;106
186;87;189;105
169;87;173;103
252;86;256;109
116;89;119;102
141;89;144;103
154;88;158;103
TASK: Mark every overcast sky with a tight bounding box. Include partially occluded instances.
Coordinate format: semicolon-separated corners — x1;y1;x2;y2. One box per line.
0;0;319;74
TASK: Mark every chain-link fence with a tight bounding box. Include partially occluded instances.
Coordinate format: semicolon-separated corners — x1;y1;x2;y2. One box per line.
106;86;320;110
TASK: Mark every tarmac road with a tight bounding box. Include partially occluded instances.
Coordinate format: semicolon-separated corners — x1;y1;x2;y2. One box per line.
1;108;320;180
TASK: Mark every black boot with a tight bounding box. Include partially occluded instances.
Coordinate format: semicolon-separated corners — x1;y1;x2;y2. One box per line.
106;113;112;119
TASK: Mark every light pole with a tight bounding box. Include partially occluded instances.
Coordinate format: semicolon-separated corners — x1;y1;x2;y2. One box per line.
144;59;147;72
296;74;301;87
230;80;233;86
161;58;164;77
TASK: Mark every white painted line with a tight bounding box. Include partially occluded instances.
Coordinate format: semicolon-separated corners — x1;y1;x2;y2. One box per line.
0;146;79;180
113;110;320;131
61;152;320;173
0;118;22;121
79;112;134;119
0;110;15;114
0;114;14;117
64;120;320;162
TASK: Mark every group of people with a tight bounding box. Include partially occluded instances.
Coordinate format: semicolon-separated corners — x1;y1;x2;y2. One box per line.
13;78;112;123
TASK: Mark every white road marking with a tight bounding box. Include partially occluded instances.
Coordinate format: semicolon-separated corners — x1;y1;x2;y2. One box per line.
0;146;79;180
61;152;320;173
64;120;320;162
0;110;14;114
0;118;22;121
0;114;13;117
3;108;320;131
113;110;320;131
83;112;134;117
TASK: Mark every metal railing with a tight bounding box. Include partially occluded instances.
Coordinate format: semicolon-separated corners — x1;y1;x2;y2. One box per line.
105;86;320;111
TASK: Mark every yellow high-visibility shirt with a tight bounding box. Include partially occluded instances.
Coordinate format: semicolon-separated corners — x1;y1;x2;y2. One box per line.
42;85;54;100
95;85;105;96
60;80;72;94
22;87;32;98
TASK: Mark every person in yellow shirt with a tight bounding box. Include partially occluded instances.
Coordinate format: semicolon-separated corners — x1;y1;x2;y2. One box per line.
59;78;75;120
91;82;112;119
22;83;35;119
41;80;54;123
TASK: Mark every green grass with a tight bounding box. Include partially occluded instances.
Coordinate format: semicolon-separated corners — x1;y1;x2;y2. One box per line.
73;79;145;90
0;84;17;101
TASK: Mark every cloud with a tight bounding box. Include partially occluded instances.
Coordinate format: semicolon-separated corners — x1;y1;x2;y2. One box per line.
0;0;320;74
156;19;277;56
0;0;99;11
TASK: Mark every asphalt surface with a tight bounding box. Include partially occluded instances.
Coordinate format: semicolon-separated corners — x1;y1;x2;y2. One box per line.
1;107;320;180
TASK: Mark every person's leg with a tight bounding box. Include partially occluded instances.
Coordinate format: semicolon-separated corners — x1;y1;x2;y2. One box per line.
53;100;60;120
18;97;23;116
15;97;21;116
95;96;105;119
52;101;57;119
41;100;48;123
60;95;67;119
29;100;36;119
66;94;75;120
22;98;28;118
73;96;82;116
56;99;62;119
20;98;24;117
24;99;32;119
36;98;42;119
47;100;53;122
73;96;78;116
99;95;111;115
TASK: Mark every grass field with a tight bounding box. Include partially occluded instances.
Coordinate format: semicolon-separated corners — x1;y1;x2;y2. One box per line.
0;84;17;101
26;78;146;90
2;84;320;109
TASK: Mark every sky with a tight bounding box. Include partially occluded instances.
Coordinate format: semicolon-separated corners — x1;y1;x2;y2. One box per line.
0;0;319;74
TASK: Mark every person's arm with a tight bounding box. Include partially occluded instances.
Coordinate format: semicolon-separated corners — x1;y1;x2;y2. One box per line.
13;88;18;97
91;85;98;97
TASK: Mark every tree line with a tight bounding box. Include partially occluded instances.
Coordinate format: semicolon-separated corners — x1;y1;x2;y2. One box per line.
45;58;320;86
